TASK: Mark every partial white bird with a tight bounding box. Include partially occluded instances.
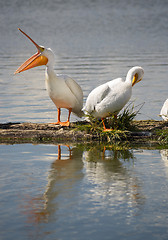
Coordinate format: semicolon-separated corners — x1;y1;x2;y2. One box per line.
83;66;144;130
15;28;83;126
160;99;168;121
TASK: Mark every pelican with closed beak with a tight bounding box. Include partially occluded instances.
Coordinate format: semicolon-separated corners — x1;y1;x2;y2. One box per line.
83;66;144;130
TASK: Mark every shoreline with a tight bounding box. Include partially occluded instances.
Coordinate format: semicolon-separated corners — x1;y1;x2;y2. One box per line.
0;120;168;146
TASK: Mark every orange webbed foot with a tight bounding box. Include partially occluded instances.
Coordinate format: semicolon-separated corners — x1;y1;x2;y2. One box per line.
49;121;70;127
59;121;70;127
103;128;113;132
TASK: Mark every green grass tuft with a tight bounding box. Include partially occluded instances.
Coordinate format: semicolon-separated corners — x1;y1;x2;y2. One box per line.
75;102;144;143
156;129;168;144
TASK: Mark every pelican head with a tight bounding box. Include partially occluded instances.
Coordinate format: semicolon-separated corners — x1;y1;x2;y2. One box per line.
127;66;144;87
14;28;54;74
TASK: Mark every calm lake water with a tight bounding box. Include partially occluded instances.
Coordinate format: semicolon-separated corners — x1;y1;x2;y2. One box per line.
1;0;168;122
1;0;168;239
1;144;168;240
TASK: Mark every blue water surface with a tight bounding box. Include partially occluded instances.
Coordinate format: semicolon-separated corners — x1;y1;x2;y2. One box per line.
1;144;168;240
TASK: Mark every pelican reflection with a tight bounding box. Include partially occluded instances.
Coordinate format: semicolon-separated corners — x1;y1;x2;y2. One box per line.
23;144;84;225
22;144;145;232
82;145;145;218
160;149;168;175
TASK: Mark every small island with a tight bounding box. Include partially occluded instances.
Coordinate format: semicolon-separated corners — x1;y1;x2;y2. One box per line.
0;120;168;146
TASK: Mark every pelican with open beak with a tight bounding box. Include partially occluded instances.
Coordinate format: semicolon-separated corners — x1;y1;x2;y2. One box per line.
15;28;83;126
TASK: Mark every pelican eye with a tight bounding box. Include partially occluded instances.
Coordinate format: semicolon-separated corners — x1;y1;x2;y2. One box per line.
40;47;45;52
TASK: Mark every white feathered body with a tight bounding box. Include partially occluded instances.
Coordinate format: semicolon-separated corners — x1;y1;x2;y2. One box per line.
45;68;83;117
84;66;144;119
84;78;132;119
160;99;168;121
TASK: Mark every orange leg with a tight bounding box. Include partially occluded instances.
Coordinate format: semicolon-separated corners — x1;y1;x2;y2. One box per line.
57;144;72;160
50;108;61;125
65;144;72;159
57;144;61;160
102;146;106;159
51;108;72;126
60;108;72;126
101;114;118;131
101;118;112;131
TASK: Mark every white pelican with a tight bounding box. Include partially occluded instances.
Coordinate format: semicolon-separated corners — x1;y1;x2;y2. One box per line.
83;66;144;130
15;28;83;126
160;99;168;121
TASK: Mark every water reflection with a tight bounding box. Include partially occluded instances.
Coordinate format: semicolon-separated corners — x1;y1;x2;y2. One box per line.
19;144;146;239
22;144;84;225
160;149;168;162
82;145;145;218
160;149;168;175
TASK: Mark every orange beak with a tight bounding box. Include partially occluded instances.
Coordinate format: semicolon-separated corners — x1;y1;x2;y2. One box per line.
14;28;48;74
132;73;138;87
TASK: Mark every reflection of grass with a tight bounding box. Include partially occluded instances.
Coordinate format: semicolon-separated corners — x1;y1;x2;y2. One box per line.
79;142;135;162
75;102;143;143
78;142;130;151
